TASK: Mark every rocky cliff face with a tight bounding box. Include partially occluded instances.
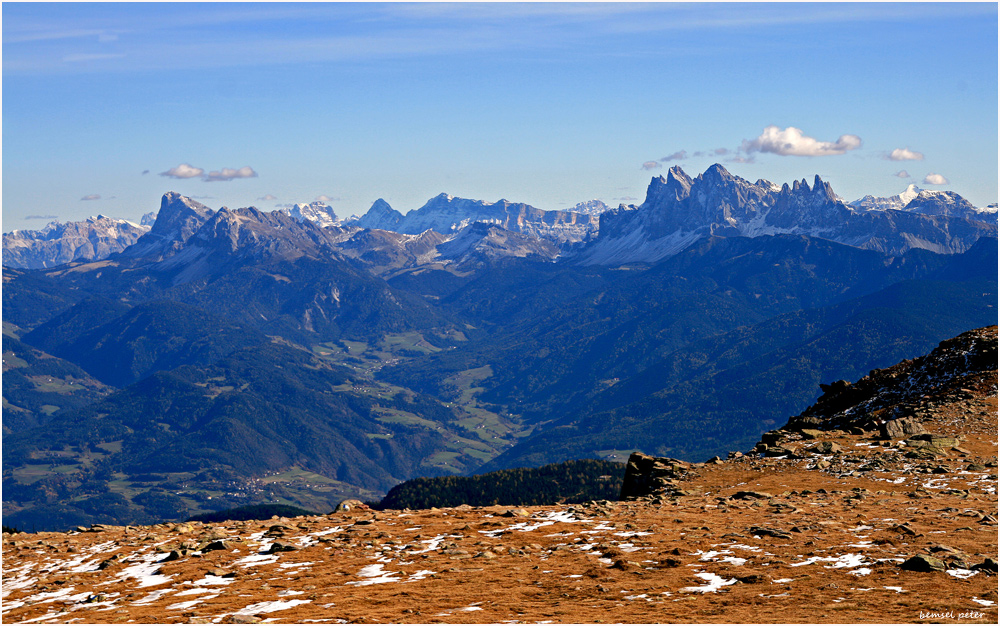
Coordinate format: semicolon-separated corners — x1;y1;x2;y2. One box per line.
574;164;997;265
152;205;343;285
434;221;560;267
782;326;998;436
2;217;150;269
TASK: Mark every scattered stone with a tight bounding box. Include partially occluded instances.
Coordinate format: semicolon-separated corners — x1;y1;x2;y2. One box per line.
201;540;231;552
738;574;769;584
266;541;300;553
809;441;842;455
764;446;795;458
799;429;825;439
748;526;791;539
206;567;235;577
731;491;773;500
973;558;998;573
97;555;119;570
161;549;190;562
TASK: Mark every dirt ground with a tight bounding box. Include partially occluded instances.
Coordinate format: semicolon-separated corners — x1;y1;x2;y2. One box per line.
2;385;996;624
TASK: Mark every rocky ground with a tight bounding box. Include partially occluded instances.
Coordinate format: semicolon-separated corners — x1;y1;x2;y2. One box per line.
2;328;997;624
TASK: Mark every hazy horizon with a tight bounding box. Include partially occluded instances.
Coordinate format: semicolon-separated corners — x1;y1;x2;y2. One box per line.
3;2;997;229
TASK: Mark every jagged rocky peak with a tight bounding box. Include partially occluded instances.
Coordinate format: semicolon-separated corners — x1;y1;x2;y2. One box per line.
355;198;405;231
644;166;694;206
699;162;736;183
147;192;215;239
370;198;394;213
574;163;997;265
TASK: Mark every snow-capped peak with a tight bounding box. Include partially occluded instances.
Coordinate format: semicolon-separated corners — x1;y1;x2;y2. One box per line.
849;184;923;212
279;201;340;229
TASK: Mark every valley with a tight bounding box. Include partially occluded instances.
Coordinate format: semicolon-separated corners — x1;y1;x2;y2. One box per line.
2;165;997;533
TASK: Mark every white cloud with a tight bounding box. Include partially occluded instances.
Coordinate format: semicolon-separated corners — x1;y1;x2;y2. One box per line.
258;193;278;201
315;194;340;203
742;125;861;157
660;150;687;162
80;194;101;201
160;163;204;179
894;170;911;178
204;166;258;182
141;169;150;175
728;155;755;164
922;173;949;185
887;148;924;161
641;161;662;170
713;147;730;155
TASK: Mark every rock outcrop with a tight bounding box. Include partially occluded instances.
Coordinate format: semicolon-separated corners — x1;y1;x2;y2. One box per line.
618;452;690;500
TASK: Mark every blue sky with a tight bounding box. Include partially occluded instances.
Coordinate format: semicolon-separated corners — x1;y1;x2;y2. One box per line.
3;2;997;228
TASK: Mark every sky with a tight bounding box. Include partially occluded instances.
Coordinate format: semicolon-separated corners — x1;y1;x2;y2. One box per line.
2;1;998;230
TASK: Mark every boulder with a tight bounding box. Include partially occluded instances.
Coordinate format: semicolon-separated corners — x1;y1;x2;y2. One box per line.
764;446;795;458
900;554;947;572
266;541;299;554
333;499;368;513
906;434;960;450
760;430;787;445
808;441;842;455
200;540;231;552
880;417;926;440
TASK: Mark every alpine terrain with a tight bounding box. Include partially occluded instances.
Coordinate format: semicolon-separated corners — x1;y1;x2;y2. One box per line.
2;164;996;535
1;327;996;624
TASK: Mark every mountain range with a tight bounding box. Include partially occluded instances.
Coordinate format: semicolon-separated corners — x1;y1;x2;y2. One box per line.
4;165;995;271
2;164;996;530
2;215;151;269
